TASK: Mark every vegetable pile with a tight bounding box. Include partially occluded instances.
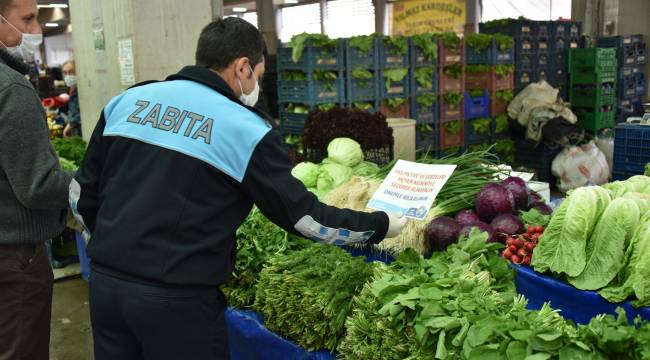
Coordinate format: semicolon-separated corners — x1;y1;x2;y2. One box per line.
254;244;373;352
52;136;87;169
287;33;336;63
531;176;650;305
646;163;650;176
221;208;312;308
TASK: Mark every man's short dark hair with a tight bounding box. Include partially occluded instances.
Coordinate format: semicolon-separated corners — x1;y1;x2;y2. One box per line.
0;0;12;15
195;17;267;71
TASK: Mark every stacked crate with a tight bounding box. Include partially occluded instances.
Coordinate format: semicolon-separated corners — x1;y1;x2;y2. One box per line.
378;36;411;119
464;33;515;160
613;123;650;180
597;35;647;123
277;39;345;136
438;33;465;151
568;48;617;132
480;19;581;99
408;35;439;151
345;35;381;114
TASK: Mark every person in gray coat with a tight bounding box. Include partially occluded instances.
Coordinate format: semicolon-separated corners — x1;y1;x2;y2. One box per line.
0;0;72;358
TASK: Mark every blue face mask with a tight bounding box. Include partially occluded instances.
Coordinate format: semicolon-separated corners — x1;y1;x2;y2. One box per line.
0;14;43;60
238;65;260;106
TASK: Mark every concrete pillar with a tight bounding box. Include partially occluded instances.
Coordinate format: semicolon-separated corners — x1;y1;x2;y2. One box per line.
256;0;278;54
68;0;213;139
212;0;224;19
374;0;387;35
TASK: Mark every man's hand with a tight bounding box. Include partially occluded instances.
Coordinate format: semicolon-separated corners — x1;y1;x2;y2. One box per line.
63;123;73;138
385;212;408;238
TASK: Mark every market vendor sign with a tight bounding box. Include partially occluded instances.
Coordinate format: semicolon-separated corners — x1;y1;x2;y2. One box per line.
368;160;456;220
391;0;466;36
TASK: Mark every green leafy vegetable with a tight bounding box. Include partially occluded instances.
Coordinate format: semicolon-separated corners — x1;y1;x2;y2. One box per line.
384;97;407;111
646;163;650;176
495;138;515;163
469;89;485;98
327;137;364;167
569;198;641;291
468;143;490;153
494;34;515;50
444;120;461;135
383;68;409;91
494;64;515;78
285;103;310;114
283;70;307;81
52;136;86;166
443;92;463;106
496;89;515;102
465;33;492;52
317;162;353;193
531;187;612;277
349;35;376;53
254;244;373;352
353;102;374;111
288;33;336;63
58;157;77;171
495;114;509;134
413;66;434;88
317;103;336;111
412;33;438;61
437;31;461;48
382;36;408;56
443;63;463;79
465;64;490;74
415;93;437;107
352;161;380;177
291;162;320;187
471;118;491;135
520;208;551;227
351;67;374;88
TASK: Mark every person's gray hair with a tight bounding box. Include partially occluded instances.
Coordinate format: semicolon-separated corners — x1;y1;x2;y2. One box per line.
62;59;75;68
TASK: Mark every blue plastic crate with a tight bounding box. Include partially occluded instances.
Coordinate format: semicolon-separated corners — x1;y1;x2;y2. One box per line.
551;21;581;37
536;21;550;37
550;51;568;68
278;39;344;71
380;69;410;98
547;67;569;89
466;38;515;65
480;19;536;36
515;52;536;70
408;37;438;67
613;123;650;175
597;34;643;48
536;36;551;53
410;96;439;125
380;38;410;68
463;90;490;120
345;69;379;102
536;52;551;69
277;71;344;105
410;66;438;95
346;100;381;114
279;111;309;135
636;72;647;97
636;43;646;65
415;123;439;151
515;70;535;91
618;73;637;99
515;36;536;56
345;37;380;69
465;117;492;144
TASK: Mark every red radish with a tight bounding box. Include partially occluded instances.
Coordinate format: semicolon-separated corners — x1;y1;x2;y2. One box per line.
511;255;522;264
509;245;518;253
523;256;531;265
513;239;525;249
506;238;515;246
517;248;527;258
503;249;513;259
525;242;535;252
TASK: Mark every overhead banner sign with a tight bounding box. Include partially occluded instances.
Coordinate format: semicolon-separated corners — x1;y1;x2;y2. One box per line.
367;160;456;220
391;0;466;36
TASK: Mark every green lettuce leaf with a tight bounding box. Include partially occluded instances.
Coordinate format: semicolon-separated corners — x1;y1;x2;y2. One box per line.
568;198;641;290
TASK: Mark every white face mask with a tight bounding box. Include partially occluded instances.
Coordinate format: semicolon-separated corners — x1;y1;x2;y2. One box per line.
238;65;260;107
0;14;42;60
64;74;77;88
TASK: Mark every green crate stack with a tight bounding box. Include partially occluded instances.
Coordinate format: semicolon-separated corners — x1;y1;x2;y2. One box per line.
569;48;617;132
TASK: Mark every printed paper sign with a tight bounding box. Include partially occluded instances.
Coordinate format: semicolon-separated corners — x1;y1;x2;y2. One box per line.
367;160;456;220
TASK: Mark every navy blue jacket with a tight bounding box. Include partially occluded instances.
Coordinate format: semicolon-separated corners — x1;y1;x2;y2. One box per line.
71;66;389;286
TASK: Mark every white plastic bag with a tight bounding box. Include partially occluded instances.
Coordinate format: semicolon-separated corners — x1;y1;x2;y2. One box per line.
594;135;614;179
551;141;610;193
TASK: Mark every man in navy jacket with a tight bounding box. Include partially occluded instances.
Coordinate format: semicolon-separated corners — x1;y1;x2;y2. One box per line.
71;17;407;360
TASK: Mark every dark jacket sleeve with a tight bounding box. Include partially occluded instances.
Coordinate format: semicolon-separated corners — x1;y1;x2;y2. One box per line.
71;113;107;232
241;130;389;245
0;83;72;210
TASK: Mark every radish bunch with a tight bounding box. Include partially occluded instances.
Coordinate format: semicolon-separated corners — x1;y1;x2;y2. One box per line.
502;225;545;265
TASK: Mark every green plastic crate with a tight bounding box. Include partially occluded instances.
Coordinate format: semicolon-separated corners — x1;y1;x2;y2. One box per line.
576;110;615;131
569;84;617;107
570;69;617;84
569;48;617;69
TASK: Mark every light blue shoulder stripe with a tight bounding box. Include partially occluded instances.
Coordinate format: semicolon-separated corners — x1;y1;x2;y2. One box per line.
102;80;272;182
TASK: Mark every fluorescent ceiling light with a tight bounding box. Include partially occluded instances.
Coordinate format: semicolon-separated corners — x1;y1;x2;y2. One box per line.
285;0;299;3
38;4;68;8
45;22;59;27
232;7;247;13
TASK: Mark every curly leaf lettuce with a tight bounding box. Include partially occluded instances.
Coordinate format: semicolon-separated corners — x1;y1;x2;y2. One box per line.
531;187;611;277
568;198;641;290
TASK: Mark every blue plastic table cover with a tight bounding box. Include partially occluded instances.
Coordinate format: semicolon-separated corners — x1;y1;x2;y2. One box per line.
226;309;335;360
513;264;650;324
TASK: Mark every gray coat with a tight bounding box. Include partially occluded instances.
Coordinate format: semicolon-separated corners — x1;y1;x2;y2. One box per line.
0;50;72;244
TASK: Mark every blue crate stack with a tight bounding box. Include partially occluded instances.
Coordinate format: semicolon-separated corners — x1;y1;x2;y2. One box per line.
480;19;581;100
597;35;647;124
277;38;345;136
345;36;381;113
378;36;411;118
